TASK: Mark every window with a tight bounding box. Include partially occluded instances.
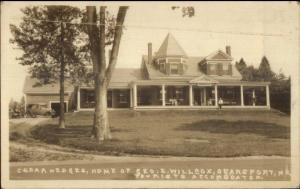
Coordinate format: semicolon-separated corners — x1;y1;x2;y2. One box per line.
223;64;228;70
119;92;128;103
168;58;181;63
158;59;166;64
170;64;179;74
160;63;165;71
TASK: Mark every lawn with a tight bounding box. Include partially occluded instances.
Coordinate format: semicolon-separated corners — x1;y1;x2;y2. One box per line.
15;109;289;158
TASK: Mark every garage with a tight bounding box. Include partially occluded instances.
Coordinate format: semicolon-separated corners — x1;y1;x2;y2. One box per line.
50;101;68;116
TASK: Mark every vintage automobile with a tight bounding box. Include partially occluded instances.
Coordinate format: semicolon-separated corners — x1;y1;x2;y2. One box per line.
26;104;56;118
9;108;22;119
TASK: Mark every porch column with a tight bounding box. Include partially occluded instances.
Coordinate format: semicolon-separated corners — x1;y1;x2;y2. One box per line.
130;88;133;108
133;84;137;108
266;84;270;108
77;87;80;111
189;84;193;106
252;89;256;106
24;94;27;114
162;84;165;106
240;85;244;107
214;85;218;107
203;87;207;106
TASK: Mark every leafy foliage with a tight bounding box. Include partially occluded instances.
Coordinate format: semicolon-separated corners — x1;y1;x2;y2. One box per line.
235;57;290;114
257;56;275;81
10;6;87;84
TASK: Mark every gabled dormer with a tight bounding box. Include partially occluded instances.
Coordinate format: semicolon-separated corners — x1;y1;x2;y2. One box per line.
199;46;234;76
148;33;188;75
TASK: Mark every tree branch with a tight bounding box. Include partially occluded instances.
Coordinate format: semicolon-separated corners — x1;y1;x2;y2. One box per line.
99;6;106;83
86;6;100;75
105;6;128;87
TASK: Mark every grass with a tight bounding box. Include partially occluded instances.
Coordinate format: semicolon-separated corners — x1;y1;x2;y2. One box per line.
10;146;92;162
21;109;291;158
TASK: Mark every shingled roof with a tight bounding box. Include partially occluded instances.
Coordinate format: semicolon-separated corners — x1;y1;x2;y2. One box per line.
23;77;74;94
155;33;187;58
142;55;242;81
24;68;144;93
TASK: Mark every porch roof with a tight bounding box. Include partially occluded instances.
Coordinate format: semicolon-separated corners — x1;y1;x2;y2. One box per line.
132;79;270;86
80;68;144;88
23;76;74;94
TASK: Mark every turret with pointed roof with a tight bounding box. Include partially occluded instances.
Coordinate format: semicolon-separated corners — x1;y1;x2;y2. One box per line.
155;33;187;58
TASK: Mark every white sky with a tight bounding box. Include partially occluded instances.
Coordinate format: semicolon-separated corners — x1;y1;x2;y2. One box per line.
1;1;299;101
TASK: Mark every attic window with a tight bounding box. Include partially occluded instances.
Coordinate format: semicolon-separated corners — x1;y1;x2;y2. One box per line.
170;64;179;74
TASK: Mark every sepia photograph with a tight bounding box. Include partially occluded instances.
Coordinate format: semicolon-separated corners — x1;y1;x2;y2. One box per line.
1;1;299;188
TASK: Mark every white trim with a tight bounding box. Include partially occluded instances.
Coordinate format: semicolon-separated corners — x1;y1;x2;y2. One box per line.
130;88;133;108
133;84;137;108
49;100;68;112
76;104;270;111
266;84;270;109
241;85;244;106
162;84;166;106
77;87;80;111
189;84;193;106
133;105;270;110
24;92;72;95
214;85;218;107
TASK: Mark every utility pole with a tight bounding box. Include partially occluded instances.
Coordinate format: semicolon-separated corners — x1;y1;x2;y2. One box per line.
59;21;65;129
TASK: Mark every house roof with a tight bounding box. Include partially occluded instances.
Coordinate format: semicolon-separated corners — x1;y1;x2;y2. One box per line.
108;68;144;88
142;55;242;82
205;50;233;61
79;68;144;88
23;76;74;94
24;68;144;93
155;33;187;58
143;55;203;81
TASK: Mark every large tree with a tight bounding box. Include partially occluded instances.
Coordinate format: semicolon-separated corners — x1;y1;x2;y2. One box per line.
257;56;275;81
86;6;128;142
10;6;86;128
235;58;247;72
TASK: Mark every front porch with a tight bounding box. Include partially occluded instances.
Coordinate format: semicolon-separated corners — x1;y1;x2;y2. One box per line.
132;81;270;110
76;81;270;111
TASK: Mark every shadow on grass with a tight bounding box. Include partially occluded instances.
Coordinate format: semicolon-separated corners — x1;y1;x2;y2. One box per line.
30;124;130;145
177;120;290;139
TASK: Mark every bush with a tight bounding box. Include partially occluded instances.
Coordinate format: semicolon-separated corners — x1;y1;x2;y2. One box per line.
30;125;60;144
270;77;290;114
9;131;24;141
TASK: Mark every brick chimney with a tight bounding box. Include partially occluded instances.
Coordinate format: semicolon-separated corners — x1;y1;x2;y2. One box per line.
226;46;231;56
148;43;152;64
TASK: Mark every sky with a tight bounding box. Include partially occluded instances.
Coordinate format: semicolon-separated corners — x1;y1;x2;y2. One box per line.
1;1;299;101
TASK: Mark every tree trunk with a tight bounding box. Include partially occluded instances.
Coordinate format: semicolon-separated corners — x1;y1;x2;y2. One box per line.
93;6;111;141
59;22;65;129
87;6;128;142
94;84;111;141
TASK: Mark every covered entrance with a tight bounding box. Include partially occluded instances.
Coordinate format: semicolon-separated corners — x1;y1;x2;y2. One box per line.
193;86;216;106
50;102;67;116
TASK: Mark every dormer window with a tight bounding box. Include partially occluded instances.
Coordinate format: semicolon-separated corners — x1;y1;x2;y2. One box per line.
170;64;179;74
168;58;181;63
159;63;165;72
